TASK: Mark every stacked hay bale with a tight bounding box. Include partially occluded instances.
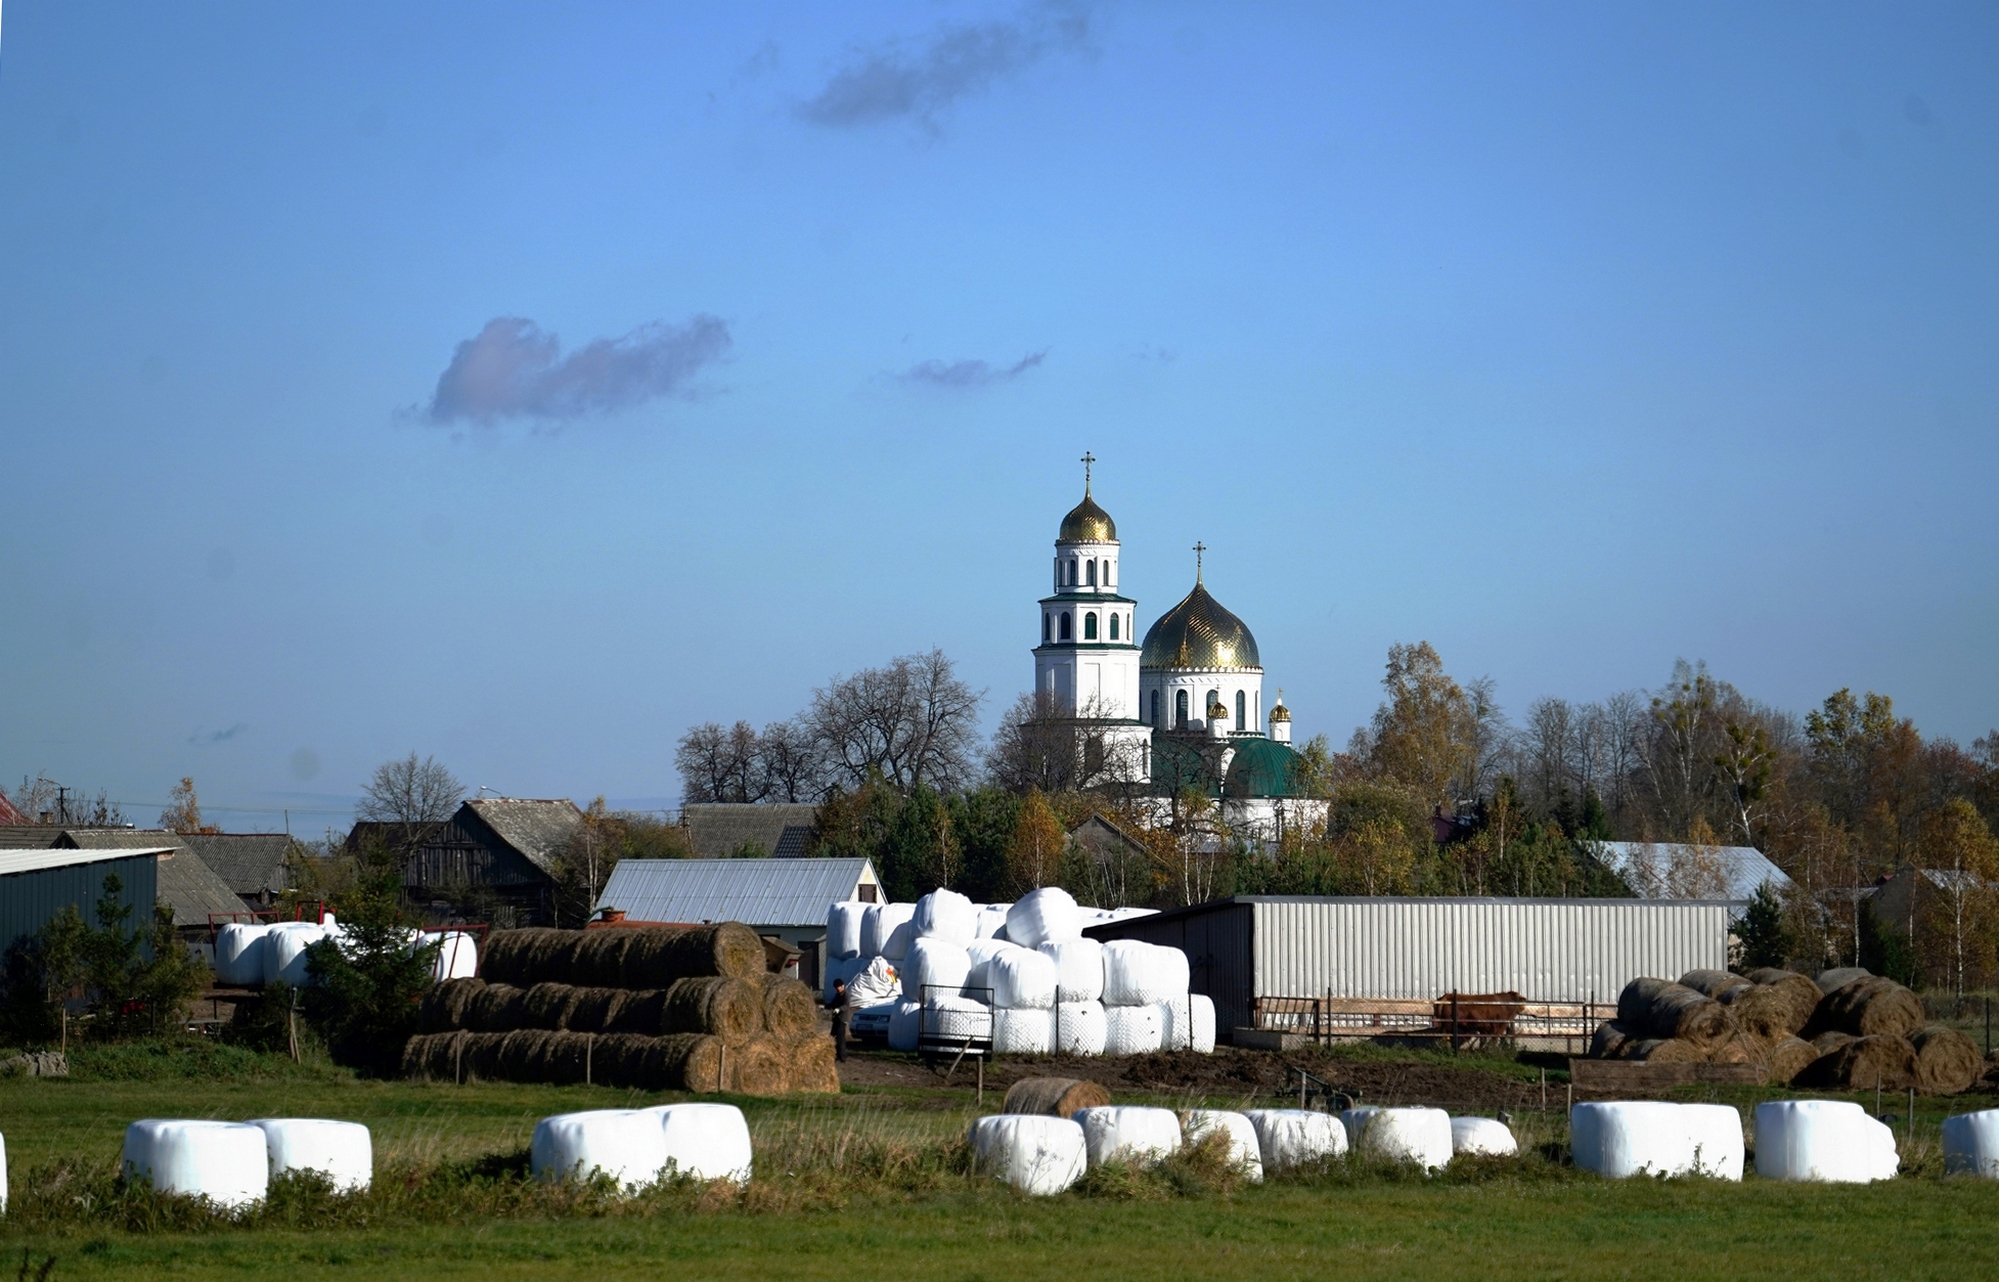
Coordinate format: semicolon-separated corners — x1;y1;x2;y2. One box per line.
400;923;837;1096
1583;966;1975;1092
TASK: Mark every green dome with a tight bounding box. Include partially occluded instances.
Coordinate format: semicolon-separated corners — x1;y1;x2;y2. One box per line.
1224;737;1301;798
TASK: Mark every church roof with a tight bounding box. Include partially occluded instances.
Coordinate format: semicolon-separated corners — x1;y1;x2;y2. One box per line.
1140;582;1261;670
1223;737;1303;798
1058;490;1116;542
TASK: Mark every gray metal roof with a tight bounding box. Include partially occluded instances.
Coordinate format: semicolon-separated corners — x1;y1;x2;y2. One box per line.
596;857;878;928
1585;841;1792;906
0;846;173;878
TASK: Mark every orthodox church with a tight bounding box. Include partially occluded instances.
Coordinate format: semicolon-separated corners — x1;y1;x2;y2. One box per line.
1030;458;1326;839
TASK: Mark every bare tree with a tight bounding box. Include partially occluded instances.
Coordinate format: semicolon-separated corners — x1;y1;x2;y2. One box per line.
986;689;1144;795
757;717;828;803
675;721;767;803
808;649;984;795
9;773;125;826
357;752;464;850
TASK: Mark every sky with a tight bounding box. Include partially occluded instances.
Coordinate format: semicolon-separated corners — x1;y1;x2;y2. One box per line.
2;2;1995;832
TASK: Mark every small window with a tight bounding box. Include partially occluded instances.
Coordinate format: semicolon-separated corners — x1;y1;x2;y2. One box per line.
1150;690;1160;726
1087;560;1097;586
1084;612;1098;640
1109;613;1119;641
1236;690;1247;729
1176;689;1189;729
1043;613;1052;642
858;884;878;903
1060;612;1072;640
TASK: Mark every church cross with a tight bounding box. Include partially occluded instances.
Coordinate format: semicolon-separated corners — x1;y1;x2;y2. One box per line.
1193;540;1206;583
1080;451;1095;493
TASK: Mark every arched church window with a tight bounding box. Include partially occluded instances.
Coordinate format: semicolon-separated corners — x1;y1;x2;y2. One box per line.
1043;613;1051;642
1084;612;1098;640
1150;690;1160;726
1060;612;1072;640
1175;689;1188;729
1109;613;1119;640
1236;690;1247;730
1087;560;1097;586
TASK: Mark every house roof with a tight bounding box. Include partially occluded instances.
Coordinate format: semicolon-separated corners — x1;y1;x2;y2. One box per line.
462;798;585;874
682;804;820;860
0;846;173;878
1585;841;1792;905
0;793;27;825
180;833;297;896
596;857;878;929
1070;813;1145;856
154;848;254;926
0;826;80;849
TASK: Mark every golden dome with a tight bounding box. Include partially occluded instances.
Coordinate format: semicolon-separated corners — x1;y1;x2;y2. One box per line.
1140;582;1261;670
1268;699;1291;723
1058;490;1116;542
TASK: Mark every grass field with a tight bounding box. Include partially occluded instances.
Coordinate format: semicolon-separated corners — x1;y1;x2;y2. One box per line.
3;1040;1998;1280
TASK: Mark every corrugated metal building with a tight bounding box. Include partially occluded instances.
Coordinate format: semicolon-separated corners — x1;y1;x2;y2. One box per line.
1084;896;1730;1040
0;846;168;958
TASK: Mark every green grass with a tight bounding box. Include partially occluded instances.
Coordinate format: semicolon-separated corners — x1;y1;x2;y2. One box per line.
4;1041;1999;1280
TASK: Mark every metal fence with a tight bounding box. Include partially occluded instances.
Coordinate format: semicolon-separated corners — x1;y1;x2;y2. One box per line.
1252;994;1611;1054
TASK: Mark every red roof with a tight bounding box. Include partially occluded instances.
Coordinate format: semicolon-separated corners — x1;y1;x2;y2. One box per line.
0;793;28;825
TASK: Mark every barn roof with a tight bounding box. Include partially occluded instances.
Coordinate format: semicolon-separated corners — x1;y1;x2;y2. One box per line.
1585;841;1792;906
681;804;820;860
461;799;586;873
180;833;298;897
596;857;877;929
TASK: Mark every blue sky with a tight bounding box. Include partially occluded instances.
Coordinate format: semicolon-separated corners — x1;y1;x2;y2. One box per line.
2;3;1994;830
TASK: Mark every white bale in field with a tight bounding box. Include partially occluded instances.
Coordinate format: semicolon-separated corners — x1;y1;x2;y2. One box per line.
901;938;973;1002
1342;1106;1453;1171
1754;1100;1899;1183
425;931;478;982
1103;1003;1163;1055
1943;1110;1999;1178
860;902;916;958
1679;1103;1745;1180
1188;994;1216;1054
1570;1101;1697;1179
530;1110;667;1190
989;948;1058;1010
1181;1110;1263;1181
1005;888;1083;949
1449;1116;1517;1158
913;889;978;946
0;1131;7;1214
969;1115;1087;1195
1076;1106;1182;1167
213;923;270;986
1038;938;1104;1003
992;1006;1055;1054
1055;1001;1108;1055
122;1120;269;1209
1101;941;1187;1007
1156;995;1192;1051
643;1103;753;1183
923;994;993;1044
826;903;866;960
1242;1109;1347;1172
262;923;329;987
965;939;1021;993
881;919;916;962
974;905;1011;940
822;954;866;1006
888;999;923;1051
248;1119;372;1192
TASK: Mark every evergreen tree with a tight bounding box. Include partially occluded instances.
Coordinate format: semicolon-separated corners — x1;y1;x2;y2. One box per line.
1736;882;1792;970
303;838;437;1075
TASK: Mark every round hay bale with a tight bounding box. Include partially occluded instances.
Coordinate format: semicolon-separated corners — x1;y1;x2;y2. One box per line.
1766;1035;1818;1086
462;1031;506;1080
587;1033;650;1089
1731;970;1819;1038
621;923;767;987
1817;976;1924;1039
1814;966;1872;996
1709;1032;1768;1068
608;989;669;1036
1589;1021;1639;1060
657;1032;730;1092
496;1029;549;1082
1811;1029;1855;1056
757;973;819;1039
731;1034;788;1096
399;1033;434;1079
568;930;635;988
1629;1037;1708;1064
1798;1034;1917;1090
783;1035;841;1095
1911;1025;1980;1095
1002;1076;1113;1118
478;929;552;985
522;982;576;1030
467;983;528;1033
1679;969;1751;1002
562;987;628;1033
1617;978;1735;1045
419;977;486;1033
662;976;764;1045
539;1031;592;1085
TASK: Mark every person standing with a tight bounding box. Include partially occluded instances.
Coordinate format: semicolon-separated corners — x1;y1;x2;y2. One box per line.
831;977;851;1062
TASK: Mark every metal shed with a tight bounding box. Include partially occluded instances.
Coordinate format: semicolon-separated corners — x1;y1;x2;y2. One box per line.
0;846;166;958
1084;895;1731;1044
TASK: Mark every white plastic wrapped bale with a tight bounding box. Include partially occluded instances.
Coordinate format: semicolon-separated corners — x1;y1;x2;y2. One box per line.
992;1006;1055;1054
901;938;972;1002
1570;1102;1699;1179
123;1120;270;1209
1182;1110;1263;1181
822;954;866;1006
1342;1106;1453;1171
1103;1003;1163;1055
966;939;1021;992
860;902;916;958
531;1110;668;1190
1188;994;1216;1054
1679;1103;1745;1180
969;1115;1087;1195
1101;941;1189;1008
974;904;1011;940
913;888;978;946
247;1119;372;1191
0;1131;6;1214
888;999;923;1051
1038;938;1104;1003
1055;1001;1108;1055
1075;1106;1182;1167
1004;887;1083;949
262;923;329;987
425;931;478;982
923;995;993;1044
989;947;1058;1010
825;902;867;960
881;919;916;962
1156;995;1192;1051
1449;1116;1518;1158
1243;1109;1348;1172
845;955;900;1007
1942;1109;1999;1178
214;923;269;986
640;1103;753;1183
1753;1100;1899;1183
